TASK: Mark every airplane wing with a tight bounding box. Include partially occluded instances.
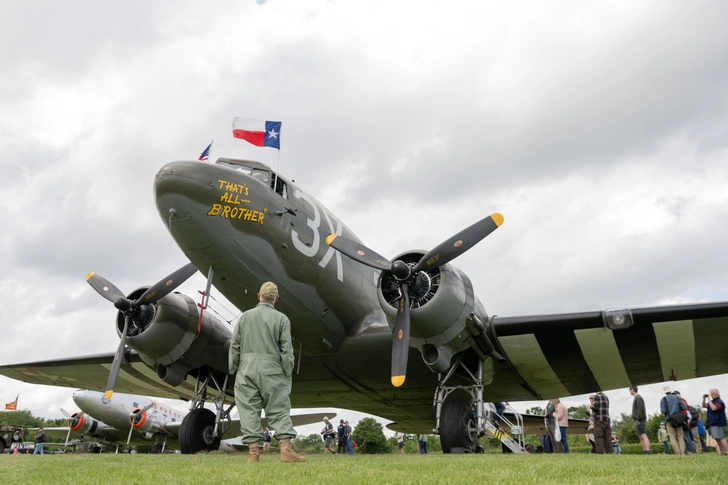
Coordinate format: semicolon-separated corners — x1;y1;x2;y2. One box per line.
0;351;227;402
491;301;728;400
28;425;127;445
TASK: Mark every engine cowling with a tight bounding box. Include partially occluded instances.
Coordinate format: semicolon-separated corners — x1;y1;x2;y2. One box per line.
116;288;231;385
69;412;110;438
377;251;492;373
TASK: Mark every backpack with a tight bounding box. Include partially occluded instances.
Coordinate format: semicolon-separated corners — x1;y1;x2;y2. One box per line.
668;411;687;428
688;406;699;428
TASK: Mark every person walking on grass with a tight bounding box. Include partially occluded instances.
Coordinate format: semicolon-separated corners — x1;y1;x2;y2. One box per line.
32;428;45;455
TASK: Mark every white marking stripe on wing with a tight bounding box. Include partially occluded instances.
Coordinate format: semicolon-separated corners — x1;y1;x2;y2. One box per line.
574;328;630;391
652;320;696;381
498;334;569;398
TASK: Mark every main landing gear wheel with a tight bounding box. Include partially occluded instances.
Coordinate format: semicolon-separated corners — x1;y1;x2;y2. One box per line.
151;444;163;454
440;398;479;454
179;408;221;454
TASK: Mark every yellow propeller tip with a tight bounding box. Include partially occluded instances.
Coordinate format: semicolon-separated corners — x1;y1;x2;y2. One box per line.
491;213;504;227
85;272;95;281
325;234;337;246
391;375;406;387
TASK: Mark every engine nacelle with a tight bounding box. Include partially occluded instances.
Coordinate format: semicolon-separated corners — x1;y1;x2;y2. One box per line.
377;251;494;373
69;412;111;438
129;408;161;436
116;288;231;384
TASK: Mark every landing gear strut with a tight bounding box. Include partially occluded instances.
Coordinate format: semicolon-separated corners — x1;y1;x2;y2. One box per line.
434;355;491;454
178;368;233;454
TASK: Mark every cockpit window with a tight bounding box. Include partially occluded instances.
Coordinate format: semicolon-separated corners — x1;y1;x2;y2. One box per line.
252;168;269;181
271;173;287;199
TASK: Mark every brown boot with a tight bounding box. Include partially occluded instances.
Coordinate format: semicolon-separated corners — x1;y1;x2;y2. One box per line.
247;442;260;463
279;438;306;462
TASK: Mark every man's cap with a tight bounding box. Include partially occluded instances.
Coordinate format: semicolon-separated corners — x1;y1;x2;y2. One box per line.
340;419;344;423
663;385;672;393
660;421;665;425
629;385;638;392
323;416;329;420
259;281;278;298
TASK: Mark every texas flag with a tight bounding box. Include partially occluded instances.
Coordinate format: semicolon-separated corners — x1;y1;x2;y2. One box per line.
5;394;18;411
232;117;281;149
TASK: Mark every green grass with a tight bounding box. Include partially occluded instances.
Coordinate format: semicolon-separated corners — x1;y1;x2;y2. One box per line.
0;452;724;485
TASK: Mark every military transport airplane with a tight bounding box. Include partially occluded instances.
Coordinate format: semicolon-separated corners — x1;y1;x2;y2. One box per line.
2;156;727;454
41;389;331;453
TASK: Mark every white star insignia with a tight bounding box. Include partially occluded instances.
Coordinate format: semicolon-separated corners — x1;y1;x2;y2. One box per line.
267;128;279;139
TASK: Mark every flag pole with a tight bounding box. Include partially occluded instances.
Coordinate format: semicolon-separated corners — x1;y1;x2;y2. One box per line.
273;149;280;195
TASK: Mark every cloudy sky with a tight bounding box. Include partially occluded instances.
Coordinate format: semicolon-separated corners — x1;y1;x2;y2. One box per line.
1;0;727;435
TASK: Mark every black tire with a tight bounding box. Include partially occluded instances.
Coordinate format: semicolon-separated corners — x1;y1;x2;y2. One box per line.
0;441;5;454
151;444;163;454
179;408;221;454
440;398;479;454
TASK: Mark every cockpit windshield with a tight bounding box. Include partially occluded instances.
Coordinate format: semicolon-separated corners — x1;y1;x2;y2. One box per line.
215;158;287;199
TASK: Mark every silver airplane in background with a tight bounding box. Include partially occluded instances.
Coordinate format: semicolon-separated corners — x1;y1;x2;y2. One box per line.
41;389;331;453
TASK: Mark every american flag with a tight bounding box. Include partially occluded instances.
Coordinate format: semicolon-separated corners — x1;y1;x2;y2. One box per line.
198;142;213;161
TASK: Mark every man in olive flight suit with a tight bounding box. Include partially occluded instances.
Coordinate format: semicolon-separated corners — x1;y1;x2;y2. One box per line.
229;281;305;463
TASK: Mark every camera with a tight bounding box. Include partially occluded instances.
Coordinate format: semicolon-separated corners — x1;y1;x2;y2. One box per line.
703;394;709;398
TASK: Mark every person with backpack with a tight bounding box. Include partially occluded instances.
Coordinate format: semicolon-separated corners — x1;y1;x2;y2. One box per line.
660;386;686;455
673;391;694;454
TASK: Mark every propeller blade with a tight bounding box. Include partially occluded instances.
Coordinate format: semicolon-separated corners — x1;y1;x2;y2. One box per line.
121;403;133;415
140;401;155;413
127;424;134;445
60;408;71;418
103;315;130;403
391;284;411;387
134;262;198;306
85;272;127;304
325;235;393;271
413;213;504;273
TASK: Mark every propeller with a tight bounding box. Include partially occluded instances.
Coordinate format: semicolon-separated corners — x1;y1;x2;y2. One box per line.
85;262;199;403
326;213;503;387
63;410;80;448
121;401;155;445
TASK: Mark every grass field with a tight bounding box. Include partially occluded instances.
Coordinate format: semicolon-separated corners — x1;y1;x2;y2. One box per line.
1;452;724;485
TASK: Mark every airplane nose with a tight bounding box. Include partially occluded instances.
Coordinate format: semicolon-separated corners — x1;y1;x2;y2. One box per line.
154;161;221;251
72;389;93;408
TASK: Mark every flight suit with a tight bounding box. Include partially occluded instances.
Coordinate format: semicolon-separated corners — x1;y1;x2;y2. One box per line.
229;301;296;444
